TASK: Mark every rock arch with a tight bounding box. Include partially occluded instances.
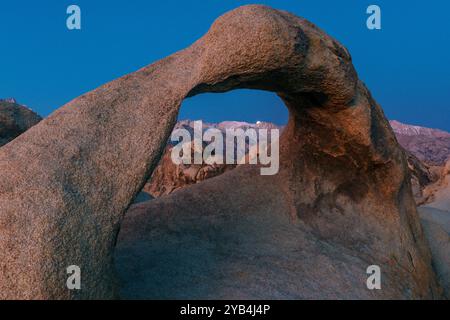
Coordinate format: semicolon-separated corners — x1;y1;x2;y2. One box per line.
0;5;442;299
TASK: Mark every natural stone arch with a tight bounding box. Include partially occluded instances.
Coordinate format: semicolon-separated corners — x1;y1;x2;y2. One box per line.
0;5;442;299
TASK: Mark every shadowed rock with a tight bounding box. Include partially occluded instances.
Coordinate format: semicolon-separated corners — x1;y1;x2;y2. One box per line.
418;159;450;299
423;160;450;211
0;5;443;299
418;206;450;298
406;151;438;204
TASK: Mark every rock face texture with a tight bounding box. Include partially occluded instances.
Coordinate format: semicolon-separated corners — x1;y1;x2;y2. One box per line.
418;206;450;298
390;120;450;166
0;5;443;299
144;145;233;197
406;152;438;203
423;160;450;211
0;99;42;147
417;159;450;299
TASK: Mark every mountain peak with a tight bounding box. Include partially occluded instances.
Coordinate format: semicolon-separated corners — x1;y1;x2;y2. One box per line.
390;120;450;138
0;98;18;104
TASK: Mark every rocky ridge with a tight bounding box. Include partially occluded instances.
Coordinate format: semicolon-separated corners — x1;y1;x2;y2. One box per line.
0;99;42;147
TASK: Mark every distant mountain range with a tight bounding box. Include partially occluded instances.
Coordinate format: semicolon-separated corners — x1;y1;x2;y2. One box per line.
2;98;449;167
390;120;450;166
390;120;450;139
175;119;281;133
175;119;450;166
0;98;18;104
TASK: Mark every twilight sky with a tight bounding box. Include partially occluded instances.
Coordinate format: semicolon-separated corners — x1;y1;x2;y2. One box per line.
1;0;449;130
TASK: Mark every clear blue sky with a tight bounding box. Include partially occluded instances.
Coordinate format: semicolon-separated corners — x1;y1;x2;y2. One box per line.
1;1;449;129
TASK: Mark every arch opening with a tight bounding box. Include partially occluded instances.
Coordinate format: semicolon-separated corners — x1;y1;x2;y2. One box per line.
134;89;288;201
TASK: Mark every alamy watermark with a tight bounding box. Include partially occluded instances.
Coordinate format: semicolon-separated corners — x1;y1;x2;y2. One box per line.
64;263;380;292
66;5;81;30
366;265;382;290
64;5;382;34
367;5;381;30
66;265;81;290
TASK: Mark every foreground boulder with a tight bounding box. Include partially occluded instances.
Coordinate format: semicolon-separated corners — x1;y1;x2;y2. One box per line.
144;145;233;197
0;5;443;299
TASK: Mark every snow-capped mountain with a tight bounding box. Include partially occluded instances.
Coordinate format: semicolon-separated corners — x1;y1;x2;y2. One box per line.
390;120;450;138
390;120;450;166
